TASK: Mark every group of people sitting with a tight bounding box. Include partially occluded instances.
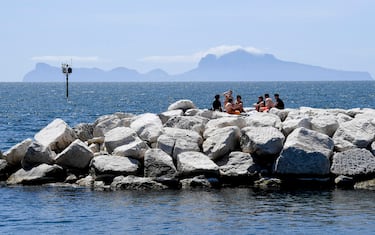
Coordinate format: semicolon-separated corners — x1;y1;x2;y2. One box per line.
211;90;284;114
254;93;284;112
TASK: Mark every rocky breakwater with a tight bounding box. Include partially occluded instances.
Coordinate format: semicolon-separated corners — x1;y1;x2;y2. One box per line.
1;99;375;191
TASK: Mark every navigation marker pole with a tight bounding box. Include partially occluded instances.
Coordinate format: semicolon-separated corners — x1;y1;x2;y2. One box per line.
61;63;72;99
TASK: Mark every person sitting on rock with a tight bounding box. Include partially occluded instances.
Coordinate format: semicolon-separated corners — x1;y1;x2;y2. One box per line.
254;96;265;112
234;95;245;113
274;93;285;109
225;98;241;114
260;93;274;112
212;94;222;111
223;90;233;107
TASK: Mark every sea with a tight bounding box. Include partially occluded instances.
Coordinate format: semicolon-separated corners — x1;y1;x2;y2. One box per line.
0;81;375;234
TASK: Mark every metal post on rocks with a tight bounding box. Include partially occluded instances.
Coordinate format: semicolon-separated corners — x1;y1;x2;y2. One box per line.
61;63;72;99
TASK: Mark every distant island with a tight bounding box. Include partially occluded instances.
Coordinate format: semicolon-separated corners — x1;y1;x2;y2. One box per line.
23;50;373;82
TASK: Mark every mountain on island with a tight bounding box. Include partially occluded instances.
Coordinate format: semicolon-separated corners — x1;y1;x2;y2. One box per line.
23;50;373;82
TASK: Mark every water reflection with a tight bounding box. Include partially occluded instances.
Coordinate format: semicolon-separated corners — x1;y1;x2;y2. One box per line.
1;187;375;234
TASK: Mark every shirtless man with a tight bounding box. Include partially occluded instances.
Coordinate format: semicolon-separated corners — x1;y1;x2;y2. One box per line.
234;95;245;113
225;98;237;114
260;93;274;112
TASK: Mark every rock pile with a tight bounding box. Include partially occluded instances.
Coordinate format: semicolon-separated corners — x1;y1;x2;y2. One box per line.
2;100;375;190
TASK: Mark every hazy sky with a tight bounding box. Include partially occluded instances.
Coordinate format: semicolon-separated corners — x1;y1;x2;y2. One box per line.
1;0;374;81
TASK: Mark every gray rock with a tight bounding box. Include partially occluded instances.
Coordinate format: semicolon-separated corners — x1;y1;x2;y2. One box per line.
164;115;209;135
243;112;282;130
240;126;285;156
55;139;94;169
167;99;196;111
203;126;240;161
157;127;203;160
73;123;94;142
93;113;135;137
158;110;184;124
4;138;33;167
130;113;163;144
334;175;354;189
104;127;139;153
0;159;9;180
254;177;282;189
176;151;219;177
22;142;55;170
331;148;375;176
218;151;258;177
90;155;139;175
7;164;64;185
354;178;375;190
112;139;150;160
333;117;375;150
185;109;231;119
144;149;177;178
336;113;353;124
204;117;246;138
76;175;94;187
274;127;334;176
110;175;167;190
269;108;291;122
180;175;220;188
311;115;339;137
34;118;77;152
281;117;312;137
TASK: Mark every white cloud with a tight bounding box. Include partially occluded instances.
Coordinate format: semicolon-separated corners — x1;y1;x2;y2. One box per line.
140;45;263;63
31;56;99;63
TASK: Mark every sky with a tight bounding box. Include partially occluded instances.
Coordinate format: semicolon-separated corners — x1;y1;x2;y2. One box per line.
1;0;375;82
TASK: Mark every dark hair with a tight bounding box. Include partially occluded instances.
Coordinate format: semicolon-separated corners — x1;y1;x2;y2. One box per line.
264;94;269;98
274;93;279;97
228;98;233;103
236;95;241;99
215;94;220;99
258;96;263;100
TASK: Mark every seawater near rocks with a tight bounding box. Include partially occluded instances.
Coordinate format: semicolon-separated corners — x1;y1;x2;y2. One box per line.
2;100;375;191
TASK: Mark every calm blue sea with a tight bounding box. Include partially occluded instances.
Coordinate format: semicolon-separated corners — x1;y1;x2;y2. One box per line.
1;81;375;234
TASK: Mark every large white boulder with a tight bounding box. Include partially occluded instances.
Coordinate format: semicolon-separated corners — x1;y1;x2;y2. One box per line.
243;112;282;130
218;151;258;177
269;108;291;122
240;126;285;156
73;123;94;142
176;151;219;177
204;116;246;138
4;138;33;167
7;164;64;185
157;127;203;160
144;149;177;178
331;148;375;176
203;126;240;161
93;113;134;137
90;155;139;176
274;127;334;176
185;109;231;119
281;117;311;136
158;110;184;124
104;127;139;153
333;117;375;150
112;139;150;160
310;115;339;137
164;115;209;135
130;113;163;144
55;139;94;169
22;142;56;170
34;118;77;152
167;99;196;111
111;175;167;190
